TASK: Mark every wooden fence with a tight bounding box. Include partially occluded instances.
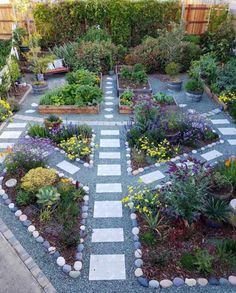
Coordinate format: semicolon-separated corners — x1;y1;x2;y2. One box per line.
0;1;234;39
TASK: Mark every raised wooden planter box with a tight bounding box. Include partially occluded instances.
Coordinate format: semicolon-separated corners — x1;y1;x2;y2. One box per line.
119;102;132;114
115;65;152;96
204;84;227;110
38;104;100;115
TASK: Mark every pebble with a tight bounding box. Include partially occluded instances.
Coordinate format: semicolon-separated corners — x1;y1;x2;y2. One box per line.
83;186;89;193
0;189;5;195
134;242;141;249
208;277;219;286
69;270;80;278
160;279;173;288
149;280;159;288
128;202;134;209
56;256;65;267
63;264;72;274
27;225;35;233
228;276;236;285
82;213;88;219
8;203;14;209
80;225;85;231
134;268;143;277
135;249;142;258
75;252;83;261
52;251;60;259
77;244;84;252
5;178;17;188
19;214;27;222
22;220;31;227
2;194;8;200
173;277;184;286
185;278;196;286
43;241;50;249
36;236;44;243
219;278;230;285
230;199;236;212
74;261;82;271
83;195;89;201
132;220;138;227
133;235;139;241
4;199;11;205
132;170;139;176
134;259;143;267
138;168;144;173
137;277;149;287
84;163;90;167
197;278;208;286
82;206;88;212
32;231;39;238
132;227;139;235
130;213;136;220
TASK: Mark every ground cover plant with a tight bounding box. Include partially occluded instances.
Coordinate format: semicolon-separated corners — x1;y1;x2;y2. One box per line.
2;137;85;263
123;157;236;279
28;118;92;162
126;98;218;169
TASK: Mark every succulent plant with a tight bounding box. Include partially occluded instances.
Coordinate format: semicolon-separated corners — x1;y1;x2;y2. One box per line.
36;186;60;207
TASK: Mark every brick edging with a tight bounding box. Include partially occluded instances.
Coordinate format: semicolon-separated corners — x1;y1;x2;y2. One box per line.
0;218;57;293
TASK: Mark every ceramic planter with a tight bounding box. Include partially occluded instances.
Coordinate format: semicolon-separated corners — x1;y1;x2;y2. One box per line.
167;80;182;91
186;91;203;102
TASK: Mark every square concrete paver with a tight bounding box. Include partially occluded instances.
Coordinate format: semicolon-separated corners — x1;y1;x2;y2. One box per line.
201;150;222;161
93;201;122;218
99;152;121;159
56;160;80;174
92;228;124;243
96;183;122;193
218;128;236;135
228;139;236;145
210;119;230;125
0;131;22;139
101;130;120;136
97;164;121;176
140;170;165;184
7;123;27;128
100;139;120;148
89;254;126;280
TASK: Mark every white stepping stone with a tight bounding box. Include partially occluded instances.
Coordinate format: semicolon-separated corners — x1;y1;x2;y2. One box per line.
140;170;165;184
201;150;222;161
105;96;114;100
101;130;119;136
211;119;230;125
106;82;112;85
179;104;187;108
31;103;38;107
25;109;35;113
0;131;22;139
228;139;236;145
100;139;120;148
104;108;113;112
89;254;126;280
96;183;122;193
218;128;236;135
0;142;14;149
93;201;122;218
56;160;80;174
105;86;113;89
97;164;121;176
105;91;113;94
104;114;113;119
92;228;124;243
105;102;113;106
7;123;27;128
99;152;121;159
106;77;113;80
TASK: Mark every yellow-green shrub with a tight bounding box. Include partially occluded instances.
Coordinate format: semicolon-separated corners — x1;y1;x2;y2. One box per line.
21;167;58;192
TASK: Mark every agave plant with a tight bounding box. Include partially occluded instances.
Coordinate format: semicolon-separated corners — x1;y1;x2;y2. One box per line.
36;186;60;207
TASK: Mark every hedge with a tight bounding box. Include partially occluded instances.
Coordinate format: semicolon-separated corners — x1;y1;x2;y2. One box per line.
33;0;181;48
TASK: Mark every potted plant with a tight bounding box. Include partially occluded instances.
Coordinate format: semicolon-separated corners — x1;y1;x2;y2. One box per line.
165;62;182;91
13;27;30;53
204;197;230;228
185;79;204;102
207;171;233;201
44;115;62;129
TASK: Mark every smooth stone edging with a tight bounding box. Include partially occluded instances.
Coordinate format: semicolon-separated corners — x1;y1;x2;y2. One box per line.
0;174;90;278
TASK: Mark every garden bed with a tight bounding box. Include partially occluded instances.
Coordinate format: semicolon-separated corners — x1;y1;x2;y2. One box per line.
38;104;99;114
204;85;227;110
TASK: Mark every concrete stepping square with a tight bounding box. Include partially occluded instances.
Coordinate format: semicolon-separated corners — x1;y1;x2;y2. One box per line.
7;123;27;128
140;170;165;184
101;130;119;136
56;160;80;174
201;150;222;161
100;139;120;148
105;96;114;100
211;119;230;125
0;142;14;149
228;139;236;145
104;108;113;112
96;183;122;193
0;131;22;139
105;102;114;105
92;228;124;243
89;254;126;280
104;114;113;119
97;164;121;176
218;128;236;135
99;152;121;159
25;109;35;113
93;201;122;218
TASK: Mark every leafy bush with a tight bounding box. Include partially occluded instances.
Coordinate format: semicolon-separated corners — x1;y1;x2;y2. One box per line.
216;157;236;191
36;186;60;207
81;26;111;42
7;98;20;112
120;89;133;106
180;252;196;271
165;62;180;77
21;167;58;192
185;79;204;93
153;92;174;105
193;248;214;275
214;58;236;93
66;69;100;86
179;42;201;71
0;39;11;70
27;124;49;138
120;64;148;84
16;191;35;206
0;100;12;122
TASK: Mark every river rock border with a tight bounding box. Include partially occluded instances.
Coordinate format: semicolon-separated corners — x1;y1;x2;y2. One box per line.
0;175;89;279
127;200;236;289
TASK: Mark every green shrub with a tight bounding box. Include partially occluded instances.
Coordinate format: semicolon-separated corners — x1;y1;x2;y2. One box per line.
185;79;204;93
165;62;181;77
36;186;60;207
216;239;236;264
193;248;214;275
27;124;49;138
0;39;11;70
81;26;111;42
120;64;148;84
180;252;196;271
214;58;236;93
153;92;174;105
16;190;35;206
180;42;201;71
66;69;99;86
7;98;20;112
